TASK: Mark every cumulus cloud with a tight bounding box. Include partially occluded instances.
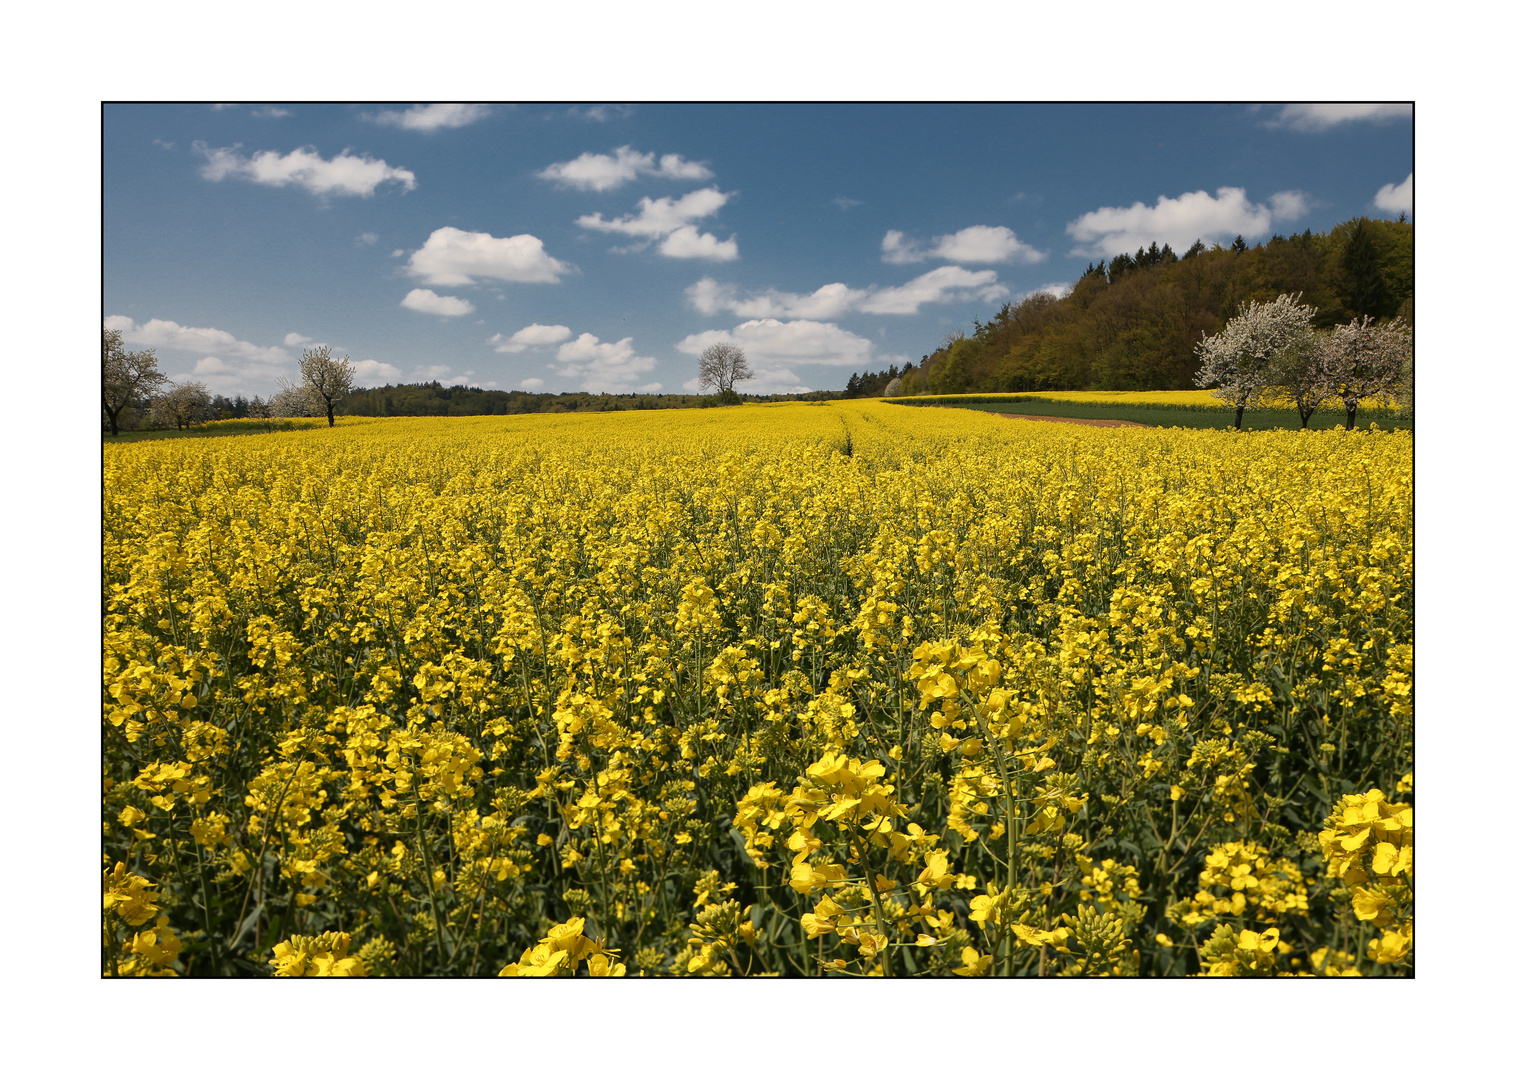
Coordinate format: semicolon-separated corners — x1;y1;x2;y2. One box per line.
356;232;379;245
406;227;572;286
520;377;545;389
352;359;402;384
882;225;1045;265
105;315;291;364
1374;173;1413;213
1268;191;1309;222
861;266;1008;314
577;187;737;260
568;104;635;122
676;319;904;395
1066;187;1303;258
1270;104;1412;131
539;146;713;191
368;104;492;131
284;332;313;347
252;106;291;119
833;196;863;210
1026;282;1073;301
491;324;573;353
410;364;477;385
401;288;476;316
553;333;659;392
658;225;739;261
194;356;228;373
195;142;416;197
686;266;1004;320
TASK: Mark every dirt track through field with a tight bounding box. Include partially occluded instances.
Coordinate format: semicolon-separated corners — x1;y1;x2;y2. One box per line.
990;412;1150;429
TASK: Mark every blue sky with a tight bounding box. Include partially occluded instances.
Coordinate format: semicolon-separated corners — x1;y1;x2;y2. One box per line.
104;103;1411;397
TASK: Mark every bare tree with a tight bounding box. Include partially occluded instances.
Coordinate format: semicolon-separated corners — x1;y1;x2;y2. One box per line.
103;326;167;436
696;342;752;403
1314;316;1412;430
1194;293;1317;429
295;345;356;427
149;380;214;430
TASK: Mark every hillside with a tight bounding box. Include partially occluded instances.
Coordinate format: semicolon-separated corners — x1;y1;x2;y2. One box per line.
844;216;1412;397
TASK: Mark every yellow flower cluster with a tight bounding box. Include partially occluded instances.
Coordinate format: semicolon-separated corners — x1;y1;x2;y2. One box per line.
102;401;1411;975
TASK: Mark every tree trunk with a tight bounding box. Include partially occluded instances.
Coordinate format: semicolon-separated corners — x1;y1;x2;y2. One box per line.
1344;400;1357;430
326;403;335;427
105;405;119;436
1233;406;1244;430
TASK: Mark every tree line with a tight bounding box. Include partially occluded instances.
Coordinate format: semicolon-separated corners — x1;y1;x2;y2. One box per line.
845;215;1412;397
103;335;838;435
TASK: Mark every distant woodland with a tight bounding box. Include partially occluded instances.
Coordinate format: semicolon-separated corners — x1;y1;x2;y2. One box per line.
842;215;1412;397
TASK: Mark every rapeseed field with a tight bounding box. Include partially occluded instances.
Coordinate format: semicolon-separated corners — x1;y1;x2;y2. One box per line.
102;400;1411;976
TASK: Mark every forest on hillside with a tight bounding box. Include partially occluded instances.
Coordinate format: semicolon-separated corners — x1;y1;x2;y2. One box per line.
843;216;1412;397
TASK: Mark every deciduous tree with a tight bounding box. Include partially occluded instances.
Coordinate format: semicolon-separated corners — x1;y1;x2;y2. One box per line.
1314;316;1412;430
696;342;752;404
1194;293;1317;429
149;380;214;430
296;345;356;427
103;326;167;435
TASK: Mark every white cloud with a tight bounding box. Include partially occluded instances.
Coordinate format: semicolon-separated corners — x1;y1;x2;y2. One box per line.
833;196;863;210
194;356;228;373
401;288;476;316
195;142;416;197
639;382;663;393
356;232;379;245
352;359;402;383
686;266;1003;321
658;225;739;261
577;187;737;260
1066;187;1295;258
368;104;492;131
568;105;635;122
1028;282;1073;300
410;364;476;384
578;187;729;236
881;230;923;264
105;315;291;364
284;332;313;347
1268;191;1309;222
252;106;291;119
1271;104;1412;131
883;225;1045;265
553;333;659;392
538;146;713;191
686;277;862;320
859;266;1007;315
677;318;910;394
390;248;404;258
1375;173;1413;213
676;319;902;378
491;323;573;353
520;377;545;389
406;227;572;286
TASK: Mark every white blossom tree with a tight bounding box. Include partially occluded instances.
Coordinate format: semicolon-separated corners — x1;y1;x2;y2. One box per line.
296;345;356;427
1263;330;1336;429
103;326;167;435
696;342;752;403
269;382;324;418
1314;316;1413;430
149;380;214;430
1194;293;1317;429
